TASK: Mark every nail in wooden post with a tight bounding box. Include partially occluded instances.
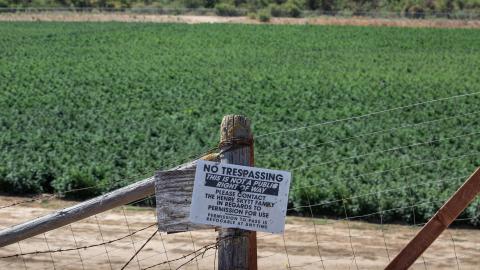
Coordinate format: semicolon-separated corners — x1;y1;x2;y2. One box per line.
218;115;257;270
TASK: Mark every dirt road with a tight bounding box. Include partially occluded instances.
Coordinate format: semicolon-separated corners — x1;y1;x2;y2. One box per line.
1;13;480;29
0;195;478;269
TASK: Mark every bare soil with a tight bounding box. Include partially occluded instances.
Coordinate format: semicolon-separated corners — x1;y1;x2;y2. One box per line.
0;195;479;269
1;13;480;29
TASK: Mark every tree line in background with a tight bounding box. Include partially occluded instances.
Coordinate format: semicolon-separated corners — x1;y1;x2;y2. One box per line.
1;0;480;20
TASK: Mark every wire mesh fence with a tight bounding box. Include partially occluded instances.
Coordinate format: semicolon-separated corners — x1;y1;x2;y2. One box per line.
1;91;480;269
1;195;478;269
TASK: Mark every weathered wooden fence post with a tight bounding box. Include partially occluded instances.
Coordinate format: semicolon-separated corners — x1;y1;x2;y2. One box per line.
385;167;480;270
218;115;258;270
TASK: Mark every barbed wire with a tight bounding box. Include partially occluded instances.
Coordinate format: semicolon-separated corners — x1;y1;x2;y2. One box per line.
121;229;158;270
35;223;166;270
255;211;480;243
1;93;479;269
1;174;475;268
0;194;56;210
0;170;154;210
256;91;480;138
289;174;467;211
140;238;222;270
1;156;475;267
2;193;477;269
2;194;165;270
292;130;480;171
257;110;480;158
291;151;479;191
0;144;218;211
0;223;156;259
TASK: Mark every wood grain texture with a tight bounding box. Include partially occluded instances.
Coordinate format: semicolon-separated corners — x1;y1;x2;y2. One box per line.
385;167;480;270
155;169;213;232
0;160;197;248
218;115;257;270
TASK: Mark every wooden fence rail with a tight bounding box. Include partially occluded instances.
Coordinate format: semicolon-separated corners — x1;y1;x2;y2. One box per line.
0;160;196;248
386;167;480;269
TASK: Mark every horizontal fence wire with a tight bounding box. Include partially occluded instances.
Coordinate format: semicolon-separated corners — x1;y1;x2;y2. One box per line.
1;91;480;269
1;173;477;269
256;110;480;158
291;130;480;171
256;91;480;138
1;195;162;269
0;144;218;210
3;90;479;152
289;175;467;211
1;186;477;269
290;151;479;192
0;224;157;259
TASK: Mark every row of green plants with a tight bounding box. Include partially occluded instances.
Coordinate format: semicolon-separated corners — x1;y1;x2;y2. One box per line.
1;0;480;19
1;22;479;225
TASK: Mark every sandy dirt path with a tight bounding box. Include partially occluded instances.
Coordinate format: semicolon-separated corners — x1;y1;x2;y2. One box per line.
1;13;480;29
0;195;479;269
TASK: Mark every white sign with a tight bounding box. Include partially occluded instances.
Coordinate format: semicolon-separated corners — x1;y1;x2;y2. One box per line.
189;160;291;234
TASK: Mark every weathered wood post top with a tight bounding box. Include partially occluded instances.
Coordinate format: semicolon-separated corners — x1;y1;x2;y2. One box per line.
218;114;257;270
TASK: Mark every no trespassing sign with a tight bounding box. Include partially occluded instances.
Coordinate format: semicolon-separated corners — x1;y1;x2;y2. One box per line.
189;160;291;234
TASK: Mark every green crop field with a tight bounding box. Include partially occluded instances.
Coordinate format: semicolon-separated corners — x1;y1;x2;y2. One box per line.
1;22;480;225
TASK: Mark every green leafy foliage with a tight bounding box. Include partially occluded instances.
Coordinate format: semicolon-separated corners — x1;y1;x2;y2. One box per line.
257;7;271;19
2;0;480;18
215;2;241;15
0;23;479;225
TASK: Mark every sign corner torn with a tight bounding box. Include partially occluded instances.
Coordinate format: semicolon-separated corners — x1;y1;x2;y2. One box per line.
189;160;291;234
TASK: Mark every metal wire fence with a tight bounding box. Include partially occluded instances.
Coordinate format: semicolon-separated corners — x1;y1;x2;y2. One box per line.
0;195;477;269
1;91;479;269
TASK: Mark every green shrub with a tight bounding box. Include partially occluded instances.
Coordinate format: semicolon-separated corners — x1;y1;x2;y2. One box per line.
165;2;185;15
205;0;217;8
320;0;336;11
182;0;204;8
284;0;302;17
267;0;301;17
464;0;480;9
410;5;425;18
268;3;286;16
305;0;318;9
404;3;426;18
71;0;94;8
257;8;271;21
0;0;8;8
215;3;241;16
52;167;102;199
338;8;354;16
0;164;54;195
247;11;257;19
434;0;456;12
